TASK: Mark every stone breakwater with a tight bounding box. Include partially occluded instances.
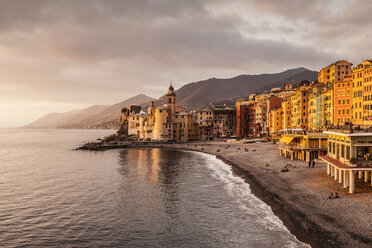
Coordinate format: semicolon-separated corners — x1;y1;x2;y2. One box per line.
77;140;372;248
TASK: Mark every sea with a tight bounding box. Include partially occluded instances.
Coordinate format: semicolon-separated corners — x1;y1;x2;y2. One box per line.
0;129;309;248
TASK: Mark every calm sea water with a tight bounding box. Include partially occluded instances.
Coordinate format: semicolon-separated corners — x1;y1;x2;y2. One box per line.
0;129;309;248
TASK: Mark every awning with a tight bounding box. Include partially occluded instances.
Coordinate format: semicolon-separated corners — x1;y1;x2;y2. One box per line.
279;136;295;144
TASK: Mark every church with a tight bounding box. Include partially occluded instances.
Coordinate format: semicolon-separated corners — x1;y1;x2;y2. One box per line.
128;85;199;141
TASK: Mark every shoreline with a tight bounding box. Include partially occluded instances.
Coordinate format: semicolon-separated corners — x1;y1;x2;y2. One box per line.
142;144;336;248
80;140;372;248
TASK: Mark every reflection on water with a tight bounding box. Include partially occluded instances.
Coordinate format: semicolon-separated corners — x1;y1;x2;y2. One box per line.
0;130;309;248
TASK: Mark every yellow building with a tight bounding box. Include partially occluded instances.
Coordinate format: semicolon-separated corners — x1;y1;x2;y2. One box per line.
278;130;328;161
320;131;372;193
135;85;199;141
255;101;266;130
319;85;334;128
352;61;370;126
308;93;316;131
318;60;352;84
269;107;282;135
281;99;291;130
359;60;372;126
290;88;310;130
164;113;199;141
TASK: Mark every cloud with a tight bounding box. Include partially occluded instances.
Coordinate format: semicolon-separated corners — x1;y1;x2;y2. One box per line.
0;0;370;126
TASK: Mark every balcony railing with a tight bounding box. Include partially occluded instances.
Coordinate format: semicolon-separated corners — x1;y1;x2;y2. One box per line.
278;143;327;150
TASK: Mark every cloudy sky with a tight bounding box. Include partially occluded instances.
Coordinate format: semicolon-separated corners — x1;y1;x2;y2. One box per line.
1;0;371;127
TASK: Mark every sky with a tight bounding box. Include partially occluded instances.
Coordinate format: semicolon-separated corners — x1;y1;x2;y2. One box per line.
1;0;371;127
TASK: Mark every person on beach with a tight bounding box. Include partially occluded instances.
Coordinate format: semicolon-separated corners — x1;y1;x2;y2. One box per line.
308;160;311;168
328;193;334;199
312;160;315;168
335;192;339;198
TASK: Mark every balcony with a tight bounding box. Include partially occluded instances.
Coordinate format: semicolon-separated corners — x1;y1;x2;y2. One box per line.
278;143;327;151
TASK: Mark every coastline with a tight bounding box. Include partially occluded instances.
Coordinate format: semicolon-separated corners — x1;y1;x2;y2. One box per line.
121;141;372;248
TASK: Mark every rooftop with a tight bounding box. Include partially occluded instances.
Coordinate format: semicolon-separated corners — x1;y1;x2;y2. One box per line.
324;131;372;137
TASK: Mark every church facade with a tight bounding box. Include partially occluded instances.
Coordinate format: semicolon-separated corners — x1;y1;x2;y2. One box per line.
127;85;199;141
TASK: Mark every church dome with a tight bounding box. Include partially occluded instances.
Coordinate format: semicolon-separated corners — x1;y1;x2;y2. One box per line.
168;85;174;91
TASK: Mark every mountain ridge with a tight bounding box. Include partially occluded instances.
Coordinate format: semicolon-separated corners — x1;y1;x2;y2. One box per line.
25;94;154;129
25;67;318;129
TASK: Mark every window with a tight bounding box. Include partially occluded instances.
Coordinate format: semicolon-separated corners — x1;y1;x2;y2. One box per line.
328;142;332;153
346;146;350;159
333;143;335;154
341;144;345;158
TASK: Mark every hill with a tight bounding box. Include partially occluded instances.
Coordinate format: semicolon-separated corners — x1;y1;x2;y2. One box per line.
25;67;317;129
148;67;317;111
25;94;154;129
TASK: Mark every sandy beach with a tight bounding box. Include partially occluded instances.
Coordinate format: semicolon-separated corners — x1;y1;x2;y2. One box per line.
129;141;372;248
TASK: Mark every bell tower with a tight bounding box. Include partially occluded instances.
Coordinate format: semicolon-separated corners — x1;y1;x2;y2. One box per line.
166;83;176;122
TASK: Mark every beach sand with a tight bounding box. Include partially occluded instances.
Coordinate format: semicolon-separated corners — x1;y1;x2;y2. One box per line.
130;141;372;248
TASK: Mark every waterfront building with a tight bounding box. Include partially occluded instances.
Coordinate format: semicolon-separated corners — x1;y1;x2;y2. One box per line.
269;107;282;135
265;96;282;136
308;93;316;131
291;87;310;130
128;112;146;136
212;105;236;139
333;76;352;125
164;112;199;141
134;85;199;141
319;85;334;129
320;130;372;193
351;61;369;126
281;99;292;130
318;60;352;84
236;101;252;138
255;101;267;136
120;105;143;136
307;85;324;131
278;130;328;161
197;108;213;140
360;60;372;126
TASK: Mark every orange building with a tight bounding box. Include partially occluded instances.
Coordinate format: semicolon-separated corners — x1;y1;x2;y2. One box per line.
269;107;283;135
318;60;352;84
333;75;352;125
